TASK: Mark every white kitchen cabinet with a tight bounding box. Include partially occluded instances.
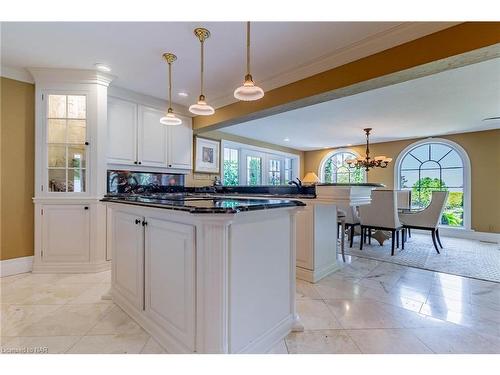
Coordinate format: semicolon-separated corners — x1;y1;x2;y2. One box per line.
110;209;144;310
107;97;138;165
145;218;195;350
107;97;193;170
138;106;169;167
167;120;193;169
41;204;90;263
295;205;314;270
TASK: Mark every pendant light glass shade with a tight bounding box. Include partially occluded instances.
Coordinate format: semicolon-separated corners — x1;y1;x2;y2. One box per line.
160;52;182;126
160;108;182;125
189;95;215;115
234;22;264;101
190;28;215;116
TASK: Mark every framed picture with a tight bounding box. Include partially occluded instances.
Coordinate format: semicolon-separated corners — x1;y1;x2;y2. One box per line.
194;136;220;174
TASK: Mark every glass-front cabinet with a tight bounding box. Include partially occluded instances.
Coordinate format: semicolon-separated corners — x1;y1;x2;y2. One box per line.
46;94;88;193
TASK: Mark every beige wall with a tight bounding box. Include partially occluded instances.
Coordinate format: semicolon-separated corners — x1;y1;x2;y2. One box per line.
186;130;305;187
1;77;35;260
303;129;500;233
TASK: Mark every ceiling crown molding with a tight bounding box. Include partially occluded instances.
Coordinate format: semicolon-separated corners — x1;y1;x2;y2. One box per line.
28;68;115;86
0;65;34;83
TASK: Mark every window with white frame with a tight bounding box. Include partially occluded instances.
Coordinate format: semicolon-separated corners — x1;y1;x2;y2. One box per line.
397;140;468;228
221;141;299;186
319;150;365;183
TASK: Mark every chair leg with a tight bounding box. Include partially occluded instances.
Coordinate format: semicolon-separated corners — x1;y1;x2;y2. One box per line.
337;223;340;239
368;229;371;244
401;229;405;250
349;225;354;248
408;228;411;238
431;229;440;254
396;230;399;248
360;226;364;250
436;228;443;249
391;230;395;256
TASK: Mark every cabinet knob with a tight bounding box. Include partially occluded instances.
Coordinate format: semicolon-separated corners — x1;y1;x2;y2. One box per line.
84;141;89;146
134;161;138;164
168;164;172;168
138;161;142;165
84;206;89;210
135;219;141;225
142;220;148;226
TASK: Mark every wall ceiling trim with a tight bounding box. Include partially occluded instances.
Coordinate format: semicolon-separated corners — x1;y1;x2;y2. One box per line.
193;22;500;133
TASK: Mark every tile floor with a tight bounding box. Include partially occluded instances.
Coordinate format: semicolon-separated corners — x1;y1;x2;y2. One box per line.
1;255;499;354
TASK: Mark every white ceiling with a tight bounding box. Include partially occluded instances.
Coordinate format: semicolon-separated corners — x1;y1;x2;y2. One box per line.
1;22;456;108
222;58;500;150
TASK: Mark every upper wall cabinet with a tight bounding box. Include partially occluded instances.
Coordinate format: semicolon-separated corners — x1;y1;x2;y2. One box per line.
108;97;138;165
107;97;193;171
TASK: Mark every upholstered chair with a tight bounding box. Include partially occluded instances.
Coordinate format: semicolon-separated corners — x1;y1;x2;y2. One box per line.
337;205;360;248
358;190;404;256
399;191;449;254
396;190;412;237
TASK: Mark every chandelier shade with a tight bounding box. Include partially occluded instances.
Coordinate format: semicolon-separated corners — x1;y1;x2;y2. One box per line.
189;95;215;116
234;22;264;101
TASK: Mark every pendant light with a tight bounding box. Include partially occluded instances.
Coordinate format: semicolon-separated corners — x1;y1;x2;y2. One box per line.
234;22;264;101
189;28;215;116
160;53;182;126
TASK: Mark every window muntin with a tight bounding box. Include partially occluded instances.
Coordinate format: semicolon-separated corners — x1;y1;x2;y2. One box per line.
268;159;282;185
246;156;262;185
322;151;365;183
223;147;239;186
399;142;464;227
46;94;87;193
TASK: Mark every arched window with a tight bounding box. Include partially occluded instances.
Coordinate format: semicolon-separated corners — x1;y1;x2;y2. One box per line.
395;139;471;229
319;150;365;183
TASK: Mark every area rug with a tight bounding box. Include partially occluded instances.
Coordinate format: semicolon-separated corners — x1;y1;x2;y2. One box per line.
344;233;500;283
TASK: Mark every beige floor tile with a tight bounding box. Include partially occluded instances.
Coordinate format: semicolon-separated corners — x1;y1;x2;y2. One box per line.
347;329;433;354
1;304;63;336
17;303;113;337
67;283;113;305
1;335;81;354
411;326;500;354
0;273;30;286
55;271;111;285
88;305;145;335
67;332;150;354
267;339;288;354
295;280;322;300
315;278;367;300
296;299;342;330
1;283;91;305
140;336;168;354
286;330;361;354
361;287;424;313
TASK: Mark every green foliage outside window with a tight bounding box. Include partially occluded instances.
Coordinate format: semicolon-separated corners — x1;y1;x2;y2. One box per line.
223;160;239;186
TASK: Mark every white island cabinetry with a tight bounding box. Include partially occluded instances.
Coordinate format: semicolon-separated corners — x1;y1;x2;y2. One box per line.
106;202;301;354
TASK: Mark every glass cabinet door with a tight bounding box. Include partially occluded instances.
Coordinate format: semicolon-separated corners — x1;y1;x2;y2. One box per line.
46;94;87;193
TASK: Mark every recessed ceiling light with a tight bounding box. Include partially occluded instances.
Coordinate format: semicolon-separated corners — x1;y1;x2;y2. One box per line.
283;137;290;142
178;92;189;97
94;63;111;72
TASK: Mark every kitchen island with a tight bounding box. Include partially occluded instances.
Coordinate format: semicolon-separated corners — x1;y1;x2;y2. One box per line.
103;195;305;354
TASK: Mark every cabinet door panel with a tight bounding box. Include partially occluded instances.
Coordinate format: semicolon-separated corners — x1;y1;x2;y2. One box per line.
41;205;90;263
138;106;168;167
295;206;314;270
107;97;137;165
145;218;195;350
110;209;144;310
168;119;193;169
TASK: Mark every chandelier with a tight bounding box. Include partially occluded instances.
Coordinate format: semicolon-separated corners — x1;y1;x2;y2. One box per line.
346;128;392;171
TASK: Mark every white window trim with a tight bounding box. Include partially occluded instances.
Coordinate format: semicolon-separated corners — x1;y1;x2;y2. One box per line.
318;148;367;183
221;140;300;186
394;137;472;231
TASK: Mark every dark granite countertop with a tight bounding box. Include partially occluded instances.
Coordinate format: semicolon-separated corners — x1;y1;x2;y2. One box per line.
101;196;306;214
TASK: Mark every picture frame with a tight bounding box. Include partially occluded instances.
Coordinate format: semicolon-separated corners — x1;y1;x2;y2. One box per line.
194;136;220;174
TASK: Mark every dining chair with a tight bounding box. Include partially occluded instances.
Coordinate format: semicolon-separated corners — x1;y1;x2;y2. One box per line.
337;206;360;248
359;190;405;256
396;190;412;237
399;191;449;254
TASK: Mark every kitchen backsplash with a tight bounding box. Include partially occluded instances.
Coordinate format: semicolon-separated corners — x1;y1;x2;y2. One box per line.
107;170;185;194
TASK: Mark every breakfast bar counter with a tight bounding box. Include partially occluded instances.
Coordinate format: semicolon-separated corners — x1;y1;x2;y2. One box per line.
104;195;305;354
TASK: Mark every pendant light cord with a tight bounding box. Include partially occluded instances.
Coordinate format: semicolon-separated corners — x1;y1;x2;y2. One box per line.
168;61;172;110
200;39;204;97
246;21;251;75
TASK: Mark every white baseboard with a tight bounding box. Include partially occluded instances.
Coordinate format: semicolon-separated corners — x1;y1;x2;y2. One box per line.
0;256;34;277
413;228;499;244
